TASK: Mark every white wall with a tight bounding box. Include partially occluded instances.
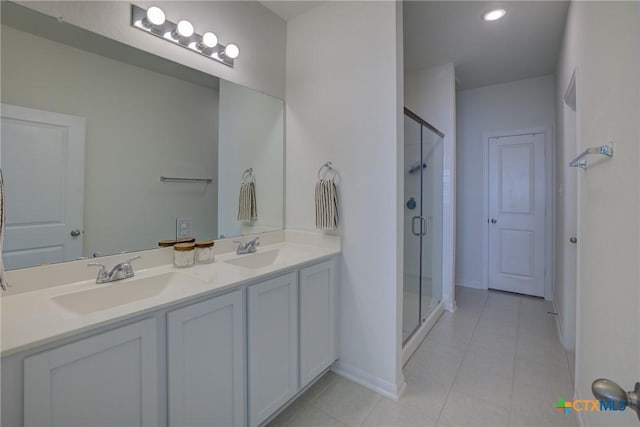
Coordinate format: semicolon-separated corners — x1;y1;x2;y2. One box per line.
218;80;284;238
16;1;286;99
556;3;639;426
554;70;578;354
1;25;219;257
286;1;405;398
455;75;556;288
405;63;457;312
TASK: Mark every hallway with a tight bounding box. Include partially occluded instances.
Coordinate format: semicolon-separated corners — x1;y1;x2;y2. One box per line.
269;287;577;426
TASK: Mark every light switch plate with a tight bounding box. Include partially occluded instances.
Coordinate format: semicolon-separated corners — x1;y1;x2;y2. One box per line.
176;217;192;238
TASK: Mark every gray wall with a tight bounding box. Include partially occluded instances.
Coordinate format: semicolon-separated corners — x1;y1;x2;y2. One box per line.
1;25;219;256
16;1;287;99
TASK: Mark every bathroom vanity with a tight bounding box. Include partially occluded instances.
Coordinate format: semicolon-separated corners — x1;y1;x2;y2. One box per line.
1;232;340;427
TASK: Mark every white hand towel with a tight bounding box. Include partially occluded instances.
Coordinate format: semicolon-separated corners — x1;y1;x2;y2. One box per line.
315;179;338;230
238;181;258;222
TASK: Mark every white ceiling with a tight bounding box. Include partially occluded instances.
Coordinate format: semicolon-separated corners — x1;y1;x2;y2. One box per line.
404;1;570;90
258;1;325;21
258;1;569;90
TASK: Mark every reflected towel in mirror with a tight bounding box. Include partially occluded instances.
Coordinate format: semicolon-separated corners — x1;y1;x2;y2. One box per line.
237;181;258;222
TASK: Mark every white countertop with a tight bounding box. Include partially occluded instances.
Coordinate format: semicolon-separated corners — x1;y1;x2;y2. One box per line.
1;236;340;357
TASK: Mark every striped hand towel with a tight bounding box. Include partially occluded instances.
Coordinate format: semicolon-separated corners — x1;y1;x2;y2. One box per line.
0;169;7;291
237;181;258;222
315;179;338;230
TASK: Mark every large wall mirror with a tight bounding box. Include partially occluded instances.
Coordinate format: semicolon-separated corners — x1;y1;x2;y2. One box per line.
0;2;284;270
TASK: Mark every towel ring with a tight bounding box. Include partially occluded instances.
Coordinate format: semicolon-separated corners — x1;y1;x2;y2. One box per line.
317;161;336;180
242;168;255;183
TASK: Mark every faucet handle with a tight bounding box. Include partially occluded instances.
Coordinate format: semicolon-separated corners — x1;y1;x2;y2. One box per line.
125;255;142;264
88;262;109;283
87;262;106;269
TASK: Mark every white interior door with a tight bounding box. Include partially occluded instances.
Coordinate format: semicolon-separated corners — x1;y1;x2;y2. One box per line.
488;132;546;297
1;104;85;270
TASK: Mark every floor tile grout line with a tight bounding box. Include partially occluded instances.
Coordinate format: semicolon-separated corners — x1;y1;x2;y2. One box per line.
432;289;489;425
304;376;381;426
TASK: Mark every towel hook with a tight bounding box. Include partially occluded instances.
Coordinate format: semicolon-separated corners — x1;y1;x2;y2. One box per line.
242;168;255;183
318;161;336;180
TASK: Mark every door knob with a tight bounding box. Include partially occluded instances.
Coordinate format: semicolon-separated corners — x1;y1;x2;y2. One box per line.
490;218;497;224
592;378;640;420
569;237;577;244
70;229;81;237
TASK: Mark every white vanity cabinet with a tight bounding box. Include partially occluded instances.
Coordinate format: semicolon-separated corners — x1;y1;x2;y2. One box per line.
167;289;245;427
299;259;337;388
247;272;299;427
23;318;158;427
4;254;339;427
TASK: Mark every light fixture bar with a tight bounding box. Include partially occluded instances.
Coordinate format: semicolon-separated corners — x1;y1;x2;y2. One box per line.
130;5;236;68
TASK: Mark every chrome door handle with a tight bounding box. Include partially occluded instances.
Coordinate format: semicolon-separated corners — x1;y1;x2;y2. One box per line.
411;216;421;236
569;237;577;244
421;216;427;236
70;229;81;237
592;379;640;420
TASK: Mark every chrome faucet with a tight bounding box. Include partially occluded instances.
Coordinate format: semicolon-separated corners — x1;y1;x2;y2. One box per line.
88;255;141;284
234;237;260;255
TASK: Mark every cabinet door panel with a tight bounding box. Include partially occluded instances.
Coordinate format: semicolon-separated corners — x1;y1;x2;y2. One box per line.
167;290;245;427
300;260;337;387
24;318;158;427
248;272;298;427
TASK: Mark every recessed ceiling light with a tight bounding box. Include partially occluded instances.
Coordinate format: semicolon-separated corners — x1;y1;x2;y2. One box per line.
483;8;506;22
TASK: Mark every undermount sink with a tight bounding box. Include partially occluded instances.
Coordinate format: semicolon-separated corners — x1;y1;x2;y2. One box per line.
224;249;281;269
52;272;197;315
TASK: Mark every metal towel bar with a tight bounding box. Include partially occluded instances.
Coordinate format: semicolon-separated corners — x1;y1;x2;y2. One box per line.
160;176;213;183
569;143;614;169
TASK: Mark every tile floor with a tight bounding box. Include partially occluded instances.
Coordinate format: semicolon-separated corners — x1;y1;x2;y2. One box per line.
268;286;578;427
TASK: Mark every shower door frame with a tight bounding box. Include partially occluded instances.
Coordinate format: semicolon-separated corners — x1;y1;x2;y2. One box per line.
402;107;445;349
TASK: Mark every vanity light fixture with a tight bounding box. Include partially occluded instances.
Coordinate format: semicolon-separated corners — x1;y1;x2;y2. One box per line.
198;32;218;50
224;44;240;59
131;5;238;68
174;19;194;39
143;6;165;28
483;8;506;22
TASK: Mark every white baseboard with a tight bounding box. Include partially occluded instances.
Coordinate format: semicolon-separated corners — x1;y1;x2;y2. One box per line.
331;360;406;400
456;280;484;290
552;299;566;347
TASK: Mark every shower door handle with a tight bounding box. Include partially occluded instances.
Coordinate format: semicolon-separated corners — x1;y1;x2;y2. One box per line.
412;216;421;236
420;216;427;236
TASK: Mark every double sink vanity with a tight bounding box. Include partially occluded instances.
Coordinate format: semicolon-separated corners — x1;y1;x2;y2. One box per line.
1;231;340;427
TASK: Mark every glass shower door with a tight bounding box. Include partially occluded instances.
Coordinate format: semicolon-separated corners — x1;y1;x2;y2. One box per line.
403;109;444;345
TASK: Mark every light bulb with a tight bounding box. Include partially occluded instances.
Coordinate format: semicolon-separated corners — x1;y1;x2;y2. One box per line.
483;8;506;22
176;20;194;37
224;44;240;59
145;6;165;26
201;32;218;48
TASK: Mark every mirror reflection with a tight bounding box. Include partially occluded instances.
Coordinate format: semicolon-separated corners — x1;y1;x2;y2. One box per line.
0;2;284;270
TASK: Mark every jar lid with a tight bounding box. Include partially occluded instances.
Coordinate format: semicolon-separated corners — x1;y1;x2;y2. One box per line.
177;236;196;243
159;239;177;247
195;240;214;248
174;242;195;251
